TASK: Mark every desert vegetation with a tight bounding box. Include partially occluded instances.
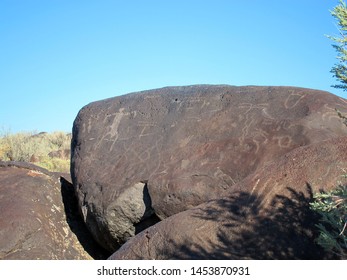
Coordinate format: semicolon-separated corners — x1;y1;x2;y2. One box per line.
0;130;71;173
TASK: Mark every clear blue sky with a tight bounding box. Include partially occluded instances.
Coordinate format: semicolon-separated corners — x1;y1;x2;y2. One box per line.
0;0;346;133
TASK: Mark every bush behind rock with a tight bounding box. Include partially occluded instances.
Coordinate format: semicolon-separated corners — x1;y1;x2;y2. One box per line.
0;130;71;173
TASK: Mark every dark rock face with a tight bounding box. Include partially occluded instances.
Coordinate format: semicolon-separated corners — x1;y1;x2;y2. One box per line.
0;161;106;259
71;85;347;251
109;137;347;260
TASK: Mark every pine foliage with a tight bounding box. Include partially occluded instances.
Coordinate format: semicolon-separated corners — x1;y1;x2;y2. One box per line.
329;0;347;90
310;185;347;258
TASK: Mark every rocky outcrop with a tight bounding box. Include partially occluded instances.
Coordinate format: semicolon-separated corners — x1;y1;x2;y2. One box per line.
109;137;347;259
71;85;347;251
0;161;107;260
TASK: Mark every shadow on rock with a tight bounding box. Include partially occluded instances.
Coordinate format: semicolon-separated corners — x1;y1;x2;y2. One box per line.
134;183;161;235
155;185;333;259
60;177;110;259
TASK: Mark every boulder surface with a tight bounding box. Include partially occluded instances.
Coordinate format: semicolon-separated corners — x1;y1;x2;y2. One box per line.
0;161;107;259
109;137;347;259
71;85;347;251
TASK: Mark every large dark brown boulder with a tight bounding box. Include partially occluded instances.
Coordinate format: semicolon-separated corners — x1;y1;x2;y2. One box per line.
0;161;107;259
71;85;347;251
109;137;347;260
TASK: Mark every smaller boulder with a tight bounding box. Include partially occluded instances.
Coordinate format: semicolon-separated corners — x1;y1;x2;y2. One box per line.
0;161;106;259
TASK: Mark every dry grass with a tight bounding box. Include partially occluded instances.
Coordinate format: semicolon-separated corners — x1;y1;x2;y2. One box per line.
0;130;71;173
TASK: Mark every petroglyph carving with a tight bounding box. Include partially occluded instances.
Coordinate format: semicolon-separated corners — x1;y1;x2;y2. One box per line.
274;135;293;148
284;93;306;109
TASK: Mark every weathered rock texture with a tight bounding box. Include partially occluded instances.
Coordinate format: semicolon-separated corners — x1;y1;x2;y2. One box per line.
109;137;347;259
0;161;107;259
71;85;347;251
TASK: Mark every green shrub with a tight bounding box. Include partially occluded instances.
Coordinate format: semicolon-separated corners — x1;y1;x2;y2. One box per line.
310;185;347;258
